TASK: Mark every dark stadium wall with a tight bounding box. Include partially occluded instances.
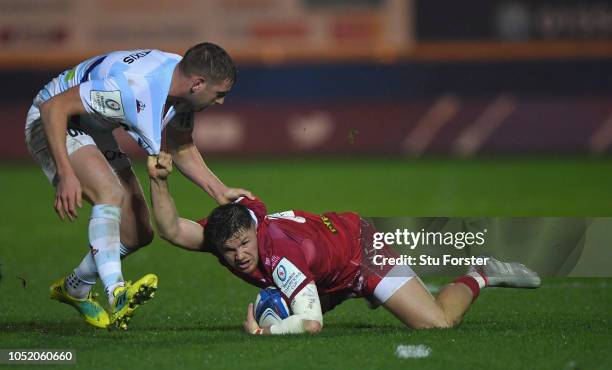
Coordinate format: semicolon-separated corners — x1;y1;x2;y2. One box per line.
2;58;612;159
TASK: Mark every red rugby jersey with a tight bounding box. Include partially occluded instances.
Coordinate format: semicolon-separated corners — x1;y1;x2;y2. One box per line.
198;197;363;301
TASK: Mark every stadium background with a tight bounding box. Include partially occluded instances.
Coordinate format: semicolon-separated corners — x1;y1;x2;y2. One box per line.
0;0;611;369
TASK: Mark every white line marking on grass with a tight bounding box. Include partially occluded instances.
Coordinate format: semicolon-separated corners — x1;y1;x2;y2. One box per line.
395;345;432;359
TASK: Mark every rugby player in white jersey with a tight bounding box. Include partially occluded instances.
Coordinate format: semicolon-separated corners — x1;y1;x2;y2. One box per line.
25;43;252;329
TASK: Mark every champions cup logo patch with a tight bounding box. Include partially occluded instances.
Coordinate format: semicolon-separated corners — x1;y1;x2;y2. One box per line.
90;90;125;118
273;258;307;297
105;99;120;110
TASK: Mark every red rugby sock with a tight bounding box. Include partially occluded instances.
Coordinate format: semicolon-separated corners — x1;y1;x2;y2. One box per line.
454;271;488;300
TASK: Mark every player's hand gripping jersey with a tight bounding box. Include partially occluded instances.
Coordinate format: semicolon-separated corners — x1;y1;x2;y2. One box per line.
198;198;402;303
27;49;190;155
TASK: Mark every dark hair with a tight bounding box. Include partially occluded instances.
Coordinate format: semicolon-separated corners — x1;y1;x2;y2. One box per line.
204;203;254;251
179;42;237;84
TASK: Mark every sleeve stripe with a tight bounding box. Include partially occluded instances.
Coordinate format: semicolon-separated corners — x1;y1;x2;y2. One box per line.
80;56;107;83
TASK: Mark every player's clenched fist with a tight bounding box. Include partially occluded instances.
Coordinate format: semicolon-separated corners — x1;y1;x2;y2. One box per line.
147;151;173;180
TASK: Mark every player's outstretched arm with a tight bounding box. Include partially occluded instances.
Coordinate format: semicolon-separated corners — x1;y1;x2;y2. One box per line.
39;86;87;221
165;123;253;205
244;283;324;335
148;152;206;251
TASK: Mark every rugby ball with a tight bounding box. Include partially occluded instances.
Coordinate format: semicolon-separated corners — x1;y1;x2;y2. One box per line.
254;287;290;327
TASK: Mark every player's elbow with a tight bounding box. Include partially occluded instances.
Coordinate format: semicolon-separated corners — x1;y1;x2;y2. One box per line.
158;229;179;244
39;99;54;118
40;87;85;121
303;320;322;335
40;96;65;116
155;223;179;244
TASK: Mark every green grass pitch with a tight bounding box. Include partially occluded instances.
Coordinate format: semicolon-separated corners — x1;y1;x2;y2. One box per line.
0;157;611;369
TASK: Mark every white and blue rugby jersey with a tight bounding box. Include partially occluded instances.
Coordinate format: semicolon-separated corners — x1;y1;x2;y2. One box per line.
29;49;182;155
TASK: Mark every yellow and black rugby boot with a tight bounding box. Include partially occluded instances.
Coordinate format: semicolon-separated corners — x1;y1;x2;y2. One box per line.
50;277;110;329
110;274;158;330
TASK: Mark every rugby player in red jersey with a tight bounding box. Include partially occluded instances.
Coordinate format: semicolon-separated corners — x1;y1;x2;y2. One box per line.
148;152;541;335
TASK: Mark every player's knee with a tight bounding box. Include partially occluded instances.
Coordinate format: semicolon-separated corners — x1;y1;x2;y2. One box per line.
431;317;453;329
303;320;322;335
93;182;125;206
411;315;453;330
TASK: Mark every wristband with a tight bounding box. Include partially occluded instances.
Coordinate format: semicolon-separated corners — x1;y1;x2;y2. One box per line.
251;328;264;335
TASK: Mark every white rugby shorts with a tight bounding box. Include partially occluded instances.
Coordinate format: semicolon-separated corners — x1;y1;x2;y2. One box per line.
25;105;131;185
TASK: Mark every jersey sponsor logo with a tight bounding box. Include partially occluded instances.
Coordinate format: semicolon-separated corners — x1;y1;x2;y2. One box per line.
63;69;75;83
90;90;125;118
123;50;151;64
136;99;145;113
321;215;338;234
115;291;127;308
273;258;307;297
66;128;86;138
267;211;306;223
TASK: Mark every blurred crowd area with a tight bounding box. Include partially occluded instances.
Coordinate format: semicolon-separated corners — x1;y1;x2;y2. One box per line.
1;0;612;158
